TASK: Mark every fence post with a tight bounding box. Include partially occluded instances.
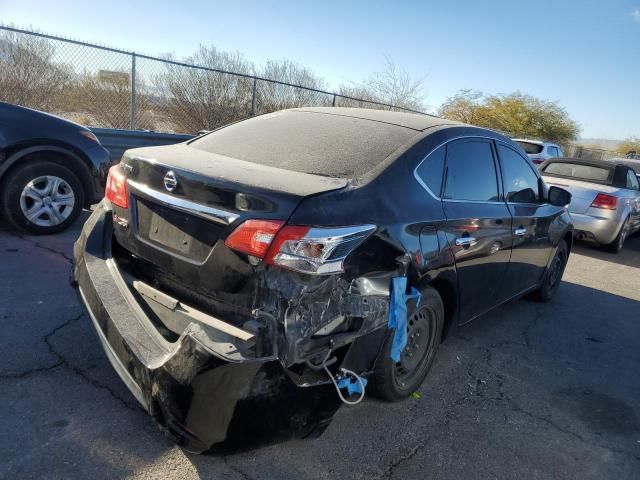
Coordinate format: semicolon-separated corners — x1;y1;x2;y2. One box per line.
251;77;257;116
332;94;336;107
130;53;137;130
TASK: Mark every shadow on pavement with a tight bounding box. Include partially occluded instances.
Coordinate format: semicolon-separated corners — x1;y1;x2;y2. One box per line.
572;234;640;269
2;211;640;479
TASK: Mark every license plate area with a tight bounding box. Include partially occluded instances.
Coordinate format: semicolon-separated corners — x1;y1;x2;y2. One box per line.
135;197;223;262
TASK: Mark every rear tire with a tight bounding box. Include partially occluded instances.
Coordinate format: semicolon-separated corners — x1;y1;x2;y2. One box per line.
0;161;84;235
372;286;444;402
604;217;629;254
530;239;568;302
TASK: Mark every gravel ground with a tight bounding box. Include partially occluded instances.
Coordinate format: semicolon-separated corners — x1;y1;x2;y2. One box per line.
1;213;639;480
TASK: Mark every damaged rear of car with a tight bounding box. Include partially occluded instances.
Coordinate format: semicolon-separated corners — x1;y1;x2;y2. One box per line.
74;107;571;452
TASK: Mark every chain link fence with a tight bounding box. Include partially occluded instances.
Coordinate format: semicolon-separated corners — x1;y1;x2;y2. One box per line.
0;25;425;134
566;145;626;161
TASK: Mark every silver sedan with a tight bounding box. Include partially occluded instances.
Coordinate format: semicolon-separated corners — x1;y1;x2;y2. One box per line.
541;158;640;253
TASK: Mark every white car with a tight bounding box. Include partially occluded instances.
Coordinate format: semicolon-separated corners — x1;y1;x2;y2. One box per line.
513;139;563;165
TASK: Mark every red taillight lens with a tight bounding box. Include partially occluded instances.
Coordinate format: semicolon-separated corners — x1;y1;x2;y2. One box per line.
590;193;617;210
225;220;285;258
264;226;311;264
267;224;376;275
105;166;129;209
226;221;376;274
531;158;544;164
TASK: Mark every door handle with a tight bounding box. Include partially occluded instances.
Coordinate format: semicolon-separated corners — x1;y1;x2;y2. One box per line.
455;237;477;247
514;227;527;236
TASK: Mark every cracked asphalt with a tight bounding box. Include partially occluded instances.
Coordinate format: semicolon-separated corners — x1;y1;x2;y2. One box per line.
1;212;639;480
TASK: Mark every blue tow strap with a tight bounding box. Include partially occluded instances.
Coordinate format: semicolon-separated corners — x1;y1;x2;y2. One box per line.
388;277;422;362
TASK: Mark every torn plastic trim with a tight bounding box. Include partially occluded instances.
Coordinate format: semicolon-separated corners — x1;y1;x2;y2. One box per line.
133;280;255;342
78;285;149;411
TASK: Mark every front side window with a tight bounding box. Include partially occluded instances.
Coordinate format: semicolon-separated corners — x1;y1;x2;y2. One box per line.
443;140;499;202
498;145;540;203
415;145;446;196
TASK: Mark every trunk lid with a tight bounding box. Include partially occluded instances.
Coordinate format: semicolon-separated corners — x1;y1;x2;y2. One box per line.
111;144;348;323
542;176;620;214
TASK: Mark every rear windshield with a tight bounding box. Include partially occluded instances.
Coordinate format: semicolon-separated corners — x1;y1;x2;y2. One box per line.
542;162;612;183
189;110;417;178
516;141;544;154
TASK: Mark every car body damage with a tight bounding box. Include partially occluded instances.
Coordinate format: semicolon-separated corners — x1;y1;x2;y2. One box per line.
74;200;414;452
74;108;573;453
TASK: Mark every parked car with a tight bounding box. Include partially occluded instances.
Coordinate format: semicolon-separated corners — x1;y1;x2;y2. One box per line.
540;157;640;252
610;157;640;182
513;138;563;165
74;107;573;452
0;102;112;234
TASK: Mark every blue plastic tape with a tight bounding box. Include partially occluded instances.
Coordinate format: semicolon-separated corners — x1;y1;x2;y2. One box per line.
337;375;368;396
388;277;422;362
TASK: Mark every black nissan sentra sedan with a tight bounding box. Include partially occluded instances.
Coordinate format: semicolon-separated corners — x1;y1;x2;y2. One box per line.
73;107;573;452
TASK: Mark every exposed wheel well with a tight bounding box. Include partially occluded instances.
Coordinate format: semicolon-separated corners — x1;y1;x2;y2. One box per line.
1;148;94;208
563;231;573;254
426;278;457;341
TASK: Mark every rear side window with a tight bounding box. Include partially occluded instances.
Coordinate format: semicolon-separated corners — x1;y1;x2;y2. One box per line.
516;141;544;154
443;140;499;202
543;162;612;183
415;145;445;196
626;169;640;190
498;145;540;203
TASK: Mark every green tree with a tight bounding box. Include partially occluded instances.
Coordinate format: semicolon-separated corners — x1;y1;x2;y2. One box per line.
438;90;580;148
616;137;640;156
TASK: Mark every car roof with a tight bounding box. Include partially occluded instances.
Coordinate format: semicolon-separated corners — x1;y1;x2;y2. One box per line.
290;107;463;131
541;157;638;188
541;157;631;170
512;138;558;147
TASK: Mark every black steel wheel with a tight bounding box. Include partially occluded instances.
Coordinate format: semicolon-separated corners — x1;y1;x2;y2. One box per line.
372;286;444;402
530;239;568;302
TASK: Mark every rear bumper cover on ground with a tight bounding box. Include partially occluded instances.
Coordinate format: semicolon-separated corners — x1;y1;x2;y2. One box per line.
73;204;342;452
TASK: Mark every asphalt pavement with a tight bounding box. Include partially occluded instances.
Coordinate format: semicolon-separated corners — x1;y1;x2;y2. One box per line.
1;212;639;480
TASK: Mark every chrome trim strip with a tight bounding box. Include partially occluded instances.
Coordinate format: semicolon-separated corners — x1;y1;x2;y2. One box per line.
413;135;543;203
127;179;240;225
413;135;499;200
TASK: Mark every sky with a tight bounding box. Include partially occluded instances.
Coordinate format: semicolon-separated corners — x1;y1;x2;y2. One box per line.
1;0;639;139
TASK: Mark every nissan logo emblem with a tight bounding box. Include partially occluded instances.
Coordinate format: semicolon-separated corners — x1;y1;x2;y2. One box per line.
164;171;178;192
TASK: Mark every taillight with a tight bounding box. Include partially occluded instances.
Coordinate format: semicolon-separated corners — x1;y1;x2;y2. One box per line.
265;224;376;275
225;222;376;275
590;193;617;210
224;220;285;258
531;158;544;165
105;166;129;209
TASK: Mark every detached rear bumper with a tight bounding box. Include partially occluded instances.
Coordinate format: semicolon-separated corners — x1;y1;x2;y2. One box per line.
73;202;341;452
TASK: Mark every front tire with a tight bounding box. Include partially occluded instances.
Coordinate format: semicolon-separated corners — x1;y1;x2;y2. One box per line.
0;161;84;235
372;286;444;402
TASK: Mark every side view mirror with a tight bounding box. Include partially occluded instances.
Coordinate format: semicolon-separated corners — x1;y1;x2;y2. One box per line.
548;186;572;207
